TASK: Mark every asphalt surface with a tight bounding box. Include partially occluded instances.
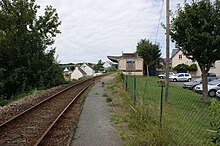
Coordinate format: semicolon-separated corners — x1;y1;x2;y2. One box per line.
170;81;185;87
71;75;123;146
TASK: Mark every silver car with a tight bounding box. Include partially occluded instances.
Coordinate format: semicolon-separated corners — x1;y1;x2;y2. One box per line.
158;72;175;79
182;77;218;90
169;73;192;82
216;89;220;98
194;79;220;97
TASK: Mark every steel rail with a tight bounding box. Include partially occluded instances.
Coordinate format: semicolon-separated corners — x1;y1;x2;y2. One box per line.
34;82;93;146
0;78;92;127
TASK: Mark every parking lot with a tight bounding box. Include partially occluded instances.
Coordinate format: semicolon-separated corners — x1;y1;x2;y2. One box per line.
171;81;185;87
170;78;199;87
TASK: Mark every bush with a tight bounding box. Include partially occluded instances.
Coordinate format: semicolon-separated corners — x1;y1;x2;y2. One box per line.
189;64;197;71
173;63;197;71
173;63;189;70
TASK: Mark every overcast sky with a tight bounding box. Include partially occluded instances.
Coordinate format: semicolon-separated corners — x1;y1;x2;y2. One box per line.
35;0;190;64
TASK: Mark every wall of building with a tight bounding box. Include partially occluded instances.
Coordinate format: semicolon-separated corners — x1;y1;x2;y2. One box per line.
122;71;143;76
118;57;143;76
172;50;194;67
118;59;126;71
209;61;220;76
195;60;220;76
71;67;83;80
172;50;220;77
80;64;95;76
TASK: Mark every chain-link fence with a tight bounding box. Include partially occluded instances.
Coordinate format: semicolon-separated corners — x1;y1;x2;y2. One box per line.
121;74;216;145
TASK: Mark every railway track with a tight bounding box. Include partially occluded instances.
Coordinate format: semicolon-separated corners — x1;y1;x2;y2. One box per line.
0;76;102;146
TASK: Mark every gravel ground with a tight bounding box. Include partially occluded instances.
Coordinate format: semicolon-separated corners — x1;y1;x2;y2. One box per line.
71;75;123;146
0;81;91;146
0;83;71;125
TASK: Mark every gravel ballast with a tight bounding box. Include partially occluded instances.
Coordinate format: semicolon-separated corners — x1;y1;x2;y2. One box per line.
0;84;70;125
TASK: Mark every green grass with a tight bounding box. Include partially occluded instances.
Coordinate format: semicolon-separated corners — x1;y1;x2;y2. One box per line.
102;93;108;97
109;74;211;145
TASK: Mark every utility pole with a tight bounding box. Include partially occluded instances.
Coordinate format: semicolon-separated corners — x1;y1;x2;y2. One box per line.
165;0;170;103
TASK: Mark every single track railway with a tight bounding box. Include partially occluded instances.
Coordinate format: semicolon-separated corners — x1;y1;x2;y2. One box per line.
0;76;103;146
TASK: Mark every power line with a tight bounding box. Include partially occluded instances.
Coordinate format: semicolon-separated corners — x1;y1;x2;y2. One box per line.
155;0;165;44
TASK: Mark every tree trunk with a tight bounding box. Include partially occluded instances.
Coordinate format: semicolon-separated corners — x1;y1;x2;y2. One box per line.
199;63;209;102
146;65;149;77
201;72;208;102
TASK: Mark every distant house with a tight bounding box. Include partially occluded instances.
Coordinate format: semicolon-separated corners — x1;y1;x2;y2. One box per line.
171;49;220;76
103;61;112;68
103;61;113;71
71;67;86;80
63;67;72;80
107;52;144;76
63;68;70;75
80;63;95;76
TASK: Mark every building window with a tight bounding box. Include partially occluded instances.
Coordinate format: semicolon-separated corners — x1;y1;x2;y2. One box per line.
126;59;135;70
179;54;182;60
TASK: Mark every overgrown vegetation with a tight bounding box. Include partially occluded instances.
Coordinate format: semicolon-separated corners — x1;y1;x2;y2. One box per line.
108;73;211;145
107;73;168;145
94;59;104;73
0;89;44;106
0;0;65;101
209;99;220;145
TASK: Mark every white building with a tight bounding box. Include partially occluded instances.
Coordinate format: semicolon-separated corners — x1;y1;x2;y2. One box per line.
103;61;112;71
80;63;95;76
71;67;86;80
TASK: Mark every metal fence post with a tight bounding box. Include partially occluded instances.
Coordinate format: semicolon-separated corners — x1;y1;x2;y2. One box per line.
133;76;136;104
125;75;128;91
160;84;164;129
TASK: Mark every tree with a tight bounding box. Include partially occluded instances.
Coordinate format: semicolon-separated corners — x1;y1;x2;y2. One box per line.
94;59;104;73
136;39;161;76
0;0;64;98
170;0;220;102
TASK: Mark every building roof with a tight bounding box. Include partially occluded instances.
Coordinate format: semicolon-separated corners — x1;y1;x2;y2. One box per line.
76;67;87;75
107;56;120;63
122;53;138;58
81;63;94;70
107;52;139;63
171;49;180;58
64;68;69;72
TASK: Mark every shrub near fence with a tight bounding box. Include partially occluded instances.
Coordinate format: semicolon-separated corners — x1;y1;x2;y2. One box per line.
121;74;213;145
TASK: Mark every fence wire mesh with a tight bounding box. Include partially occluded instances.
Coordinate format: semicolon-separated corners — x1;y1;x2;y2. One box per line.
121;74;214;145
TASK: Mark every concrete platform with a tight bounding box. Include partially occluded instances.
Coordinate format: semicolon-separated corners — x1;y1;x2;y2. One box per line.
71;75;123;146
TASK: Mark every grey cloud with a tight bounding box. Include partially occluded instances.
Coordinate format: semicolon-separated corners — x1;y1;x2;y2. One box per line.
36;0;186;63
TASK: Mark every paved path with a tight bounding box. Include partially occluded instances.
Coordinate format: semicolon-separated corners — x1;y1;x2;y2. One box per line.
71;75;123;146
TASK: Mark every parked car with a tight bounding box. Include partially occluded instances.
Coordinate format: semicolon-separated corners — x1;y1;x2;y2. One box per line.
158;72;175;79
194;79;220;97
207;73;216;77
216;89;220;98
169;73;191;82
182;77;218;90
